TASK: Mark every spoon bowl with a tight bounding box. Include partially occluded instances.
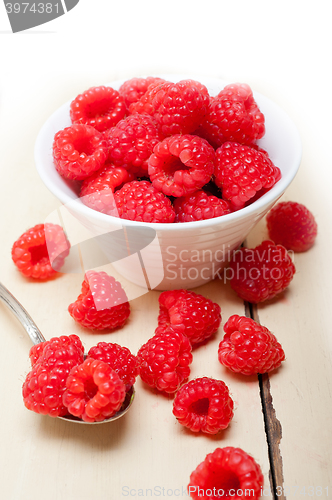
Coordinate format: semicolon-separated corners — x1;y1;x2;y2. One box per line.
0;281;135;424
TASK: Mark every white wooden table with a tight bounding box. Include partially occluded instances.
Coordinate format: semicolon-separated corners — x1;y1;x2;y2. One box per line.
0;2;331;498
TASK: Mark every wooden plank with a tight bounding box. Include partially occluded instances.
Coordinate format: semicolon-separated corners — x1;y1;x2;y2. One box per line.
246;194;332;499
247;302;285;500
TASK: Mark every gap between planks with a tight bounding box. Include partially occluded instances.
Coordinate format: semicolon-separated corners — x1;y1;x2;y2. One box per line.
245;301;286;500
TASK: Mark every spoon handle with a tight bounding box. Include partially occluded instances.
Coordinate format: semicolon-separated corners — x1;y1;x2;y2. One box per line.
0;282;46;345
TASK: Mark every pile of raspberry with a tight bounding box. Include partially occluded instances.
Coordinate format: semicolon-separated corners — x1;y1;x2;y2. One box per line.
52;77;282;223
23;334;138;422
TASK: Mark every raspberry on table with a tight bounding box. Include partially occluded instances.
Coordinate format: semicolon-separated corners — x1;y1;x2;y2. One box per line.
70;86;126;133
156;289;221;346
173;190;232;222
137;329;193;393
266;201;318;252
53;123;108;180
80;165;135;215
129;79;210;137
148;134;216;198
188;447;264;500
214;142;281;210
228;240;296;303
11;223;70;279
29;334;84;367
218;315;285;375
118;76;166;110
68;270;130;331
105;114;162;176
22;337;84;417
172;377;234;434
88;342;138;391
114;180;176;223
196;83;265;148
63;358;126;422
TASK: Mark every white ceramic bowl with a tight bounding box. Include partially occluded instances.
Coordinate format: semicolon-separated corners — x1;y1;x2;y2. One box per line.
35;75;302;290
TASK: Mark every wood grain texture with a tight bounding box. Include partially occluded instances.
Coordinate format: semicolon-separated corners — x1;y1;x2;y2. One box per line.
246;195;332;498
245;302;285;500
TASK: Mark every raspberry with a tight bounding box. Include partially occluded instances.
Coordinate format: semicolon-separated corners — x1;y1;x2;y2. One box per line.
70;86;126;133
129;79;210;137
173;190;232;222
80;165;135;215
22;337;84;417
196;83;265;148
188;447;264;500
88;342;138;391
172;377;234;434
118;76;166;110
29;334;84;367
53;123;108;180
105;114;162;176
156;289;221;346
11;223;70;279
148;135;216;197
137;329;193;393
266;201;318;252
215;142;281;210
229;240;296;303
29;342;48;367
114;180;176;223
218;315;285;375
68;270;130;331
63;358;126;422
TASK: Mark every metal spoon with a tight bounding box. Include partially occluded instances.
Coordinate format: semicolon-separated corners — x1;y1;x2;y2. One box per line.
0;281;135;424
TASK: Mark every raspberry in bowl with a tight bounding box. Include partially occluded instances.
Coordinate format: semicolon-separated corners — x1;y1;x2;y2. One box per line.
35;75;301;290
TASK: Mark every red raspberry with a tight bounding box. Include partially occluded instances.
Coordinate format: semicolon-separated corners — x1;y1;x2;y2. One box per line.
266;201;318;252
22;337;84;417
53;124;108;180
215;142;281;210
114;180;176;223
80;165;135;215
63;358;126;422
156;290;221;346
105;114;162;176
173;190;232;222
196;83;265;148
29;342;48;367
88;342;138;391
137;329;193;393
148;135;216;197
229;240;296;303
29;334;84;367
68;270;130;331
118;76;166;110
172;377;234;434
11;223;70;279
70;86;126;132
218;315;285;375
188;447;264;500
129;79;210;137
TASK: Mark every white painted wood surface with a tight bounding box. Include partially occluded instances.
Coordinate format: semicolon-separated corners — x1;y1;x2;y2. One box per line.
0;2;331;498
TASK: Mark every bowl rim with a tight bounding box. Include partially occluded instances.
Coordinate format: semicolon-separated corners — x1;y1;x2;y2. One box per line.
35;75;302;231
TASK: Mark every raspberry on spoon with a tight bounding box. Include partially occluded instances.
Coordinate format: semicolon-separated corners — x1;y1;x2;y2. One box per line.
63;358;126;423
